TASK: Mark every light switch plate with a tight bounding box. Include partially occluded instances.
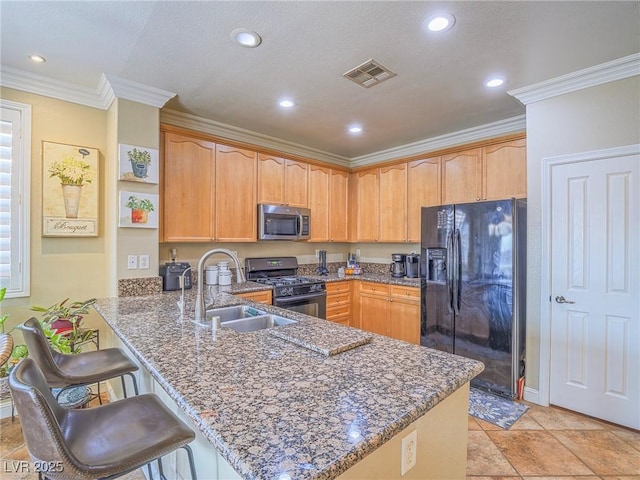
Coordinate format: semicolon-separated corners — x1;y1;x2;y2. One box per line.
127;255;138;269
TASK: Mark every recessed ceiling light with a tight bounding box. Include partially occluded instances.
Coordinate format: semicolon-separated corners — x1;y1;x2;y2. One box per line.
28;54;46;63
424;13;456;33
348;125;363;134
231;28;262;48
486;78;505;88
278;99;296;108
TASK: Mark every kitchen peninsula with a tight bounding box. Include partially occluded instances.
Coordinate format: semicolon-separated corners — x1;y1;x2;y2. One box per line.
93;287;483;480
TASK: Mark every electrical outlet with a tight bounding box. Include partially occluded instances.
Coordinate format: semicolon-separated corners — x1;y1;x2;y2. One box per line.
315;249;320;258
127;255;138;270
401;430;417;476
355;249;361;258
139;254;150;269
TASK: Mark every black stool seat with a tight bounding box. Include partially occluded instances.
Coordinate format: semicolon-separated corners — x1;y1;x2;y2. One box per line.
21;317;139;397
10;358;197;480
49;348;137;388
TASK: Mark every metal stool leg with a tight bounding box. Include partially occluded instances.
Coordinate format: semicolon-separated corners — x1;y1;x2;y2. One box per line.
120;372;139;399
181;444;198;480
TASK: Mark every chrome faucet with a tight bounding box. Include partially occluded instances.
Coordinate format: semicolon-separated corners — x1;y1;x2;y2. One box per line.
194;249;245;322
177;266;192;315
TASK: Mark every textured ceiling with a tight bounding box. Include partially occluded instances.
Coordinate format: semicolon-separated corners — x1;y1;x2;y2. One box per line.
1;1;638;158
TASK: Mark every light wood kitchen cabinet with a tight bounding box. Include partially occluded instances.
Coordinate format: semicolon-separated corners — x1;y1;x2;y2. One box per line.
407;156;441;243
308;165;330;241
162;132;216;242
329;170;349;242
442;139;527;204
308;166;349;242
354;169;379;242
257;154;308;207
357;281;420;344
483;138;527;200
442;148;483;204
215;144;257;242
235;289;272;305
378;163;408;242
325;281;352;326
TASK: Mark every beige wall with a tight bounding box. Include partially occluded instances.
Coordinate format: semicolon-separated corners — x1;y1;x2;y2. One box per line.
524;76;640;392
1;87;109;328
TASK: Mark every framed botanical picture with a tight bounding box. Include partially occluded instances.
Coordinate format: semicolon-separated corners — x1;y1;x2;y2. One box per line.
42;141;99;237
118;144;159;184
119;191;159;229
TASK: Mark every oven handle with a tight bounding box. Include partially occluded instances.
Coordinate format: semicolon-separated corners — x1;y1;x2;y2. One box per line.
274;291;327;305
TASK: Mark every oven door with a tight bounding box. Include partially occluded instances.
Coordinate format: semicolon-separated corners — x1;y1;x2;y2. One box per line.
274;292;326;319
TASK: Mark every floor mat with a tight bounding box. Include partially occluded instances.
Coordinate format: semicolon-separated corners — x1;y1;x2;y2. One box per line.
468;387;529;429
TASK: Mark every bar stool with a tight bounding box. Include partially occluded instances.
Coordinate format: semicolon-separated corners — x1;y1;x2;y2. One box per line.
10;358;197;480
20;317;139;401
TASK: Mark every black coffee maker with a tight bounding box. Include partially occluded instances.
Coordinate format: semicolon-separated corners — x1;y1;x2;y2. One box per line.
389;253;406;278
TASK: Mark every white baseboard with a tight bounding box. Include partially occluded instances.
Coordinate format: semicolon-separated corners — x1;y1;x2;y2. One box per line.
523;386;546;405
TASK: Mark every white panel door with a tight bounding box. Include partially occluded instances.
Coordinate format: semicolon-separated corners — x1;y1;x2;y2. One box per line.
550;152;639;429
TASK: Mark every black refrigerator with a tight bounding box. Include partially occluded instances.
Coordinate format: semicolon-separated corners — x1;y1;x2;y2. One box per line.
421;199;526;399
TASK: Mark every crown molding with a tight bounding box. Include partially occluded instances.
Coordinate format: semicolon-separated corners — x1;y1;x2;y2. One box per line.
349;115;526;168
0;65;107;109
160;109;351;167
101;74;176;109
508;53;640;105
0;66;176;110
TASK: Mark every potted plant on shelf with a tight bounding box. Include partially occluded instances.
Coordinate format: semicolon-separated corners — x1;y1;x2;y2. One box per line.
125;195;155;224
127;147;152;179
48;155;95;218
31;297;97;354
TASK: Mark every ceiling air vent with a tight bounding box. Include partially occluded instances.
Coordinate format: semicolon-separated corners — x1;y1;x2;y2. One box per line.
343;59;396;88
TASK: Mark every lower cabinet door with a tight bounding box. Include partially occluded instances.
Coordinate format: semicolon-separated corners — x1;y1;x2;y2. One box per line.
359;294;389;336
389;299;420;344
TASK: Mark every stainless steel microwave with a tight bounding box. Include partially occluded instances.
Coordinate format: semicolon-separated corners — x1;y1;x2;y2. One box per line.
258;204;310;240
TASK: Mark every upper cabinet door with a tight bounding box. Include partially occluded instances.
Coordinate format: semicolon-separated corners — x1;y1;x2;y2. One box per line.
378;164;407;242
257;155;308;207
162;132;215;242
483;138;527;200
355;169;380;242
442;148;482;204
308;164;330;242
407;156;441;242
284;159;308;207
216;144;257;242
329;170;349;242
257;154;285;205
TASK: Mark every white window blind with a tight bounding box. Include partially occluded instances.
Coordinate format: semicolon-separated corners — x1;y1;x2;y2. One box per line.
0;100;30;297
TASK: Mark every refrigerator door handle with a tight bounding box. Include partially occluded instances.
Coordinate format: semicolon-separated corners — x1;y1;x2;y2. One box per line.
453;228;462;314
446;231;454;312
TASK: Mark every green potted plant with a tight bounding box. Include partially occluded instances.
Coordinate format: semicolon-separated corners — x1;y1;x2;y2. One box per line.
48;155;95;218
127;148;152;179
31;297;97;354
125;195;155;224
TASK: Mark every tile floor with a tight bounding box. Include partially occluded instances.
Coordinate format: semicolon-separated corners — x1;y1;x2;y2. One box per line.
467;401;640;480
1;398;639;479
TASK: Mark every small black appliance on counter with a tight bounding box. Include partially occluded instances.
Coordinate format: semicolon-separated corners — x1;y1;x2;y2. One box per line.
160;262;192;291
405;254;420;278
390;253;406;278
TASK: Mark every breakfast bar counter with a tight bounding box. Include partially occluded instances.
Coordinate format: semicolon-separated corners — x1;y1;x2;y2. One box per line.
93;289;483;480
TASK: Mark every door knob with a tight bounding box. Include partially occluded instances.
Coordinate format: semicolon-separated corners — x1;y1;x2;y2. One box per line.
555;295;575;304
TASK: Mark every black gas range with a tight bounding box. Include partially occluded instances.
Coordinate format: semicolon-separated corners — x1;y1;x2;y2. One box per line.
245;257;326;319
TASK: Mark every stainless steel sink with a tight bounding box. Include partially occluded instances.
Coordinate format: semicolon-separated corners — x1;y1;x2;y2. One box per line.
205;305;267;322
221;315;296;333
194;305;297;332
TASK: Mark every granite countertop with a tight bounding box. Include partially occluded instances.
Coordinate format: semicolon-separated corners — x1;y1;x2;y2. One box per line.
94;289;482;480
305;272;421;287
